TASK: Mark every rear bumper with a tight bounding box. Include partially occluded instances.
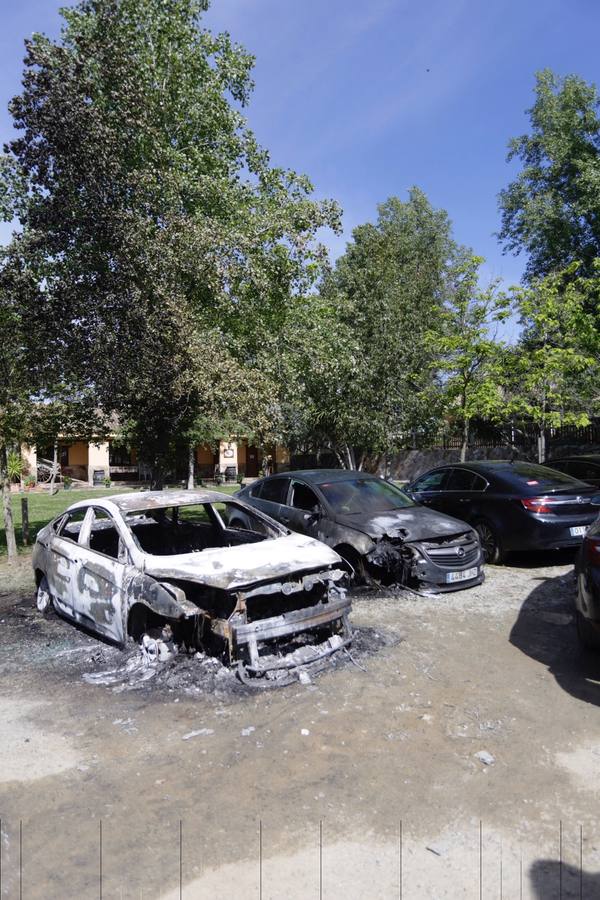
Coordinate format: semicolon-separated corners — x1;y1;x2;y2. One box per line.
513;513;598;551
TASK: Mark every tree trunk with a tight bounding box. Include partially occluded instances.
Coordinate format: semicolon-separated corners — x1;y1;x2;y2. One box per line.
537;429;546;464
460;418;470;463
333;449;346;469
187;444;195;489
48;441;59;496
1;446;18;562
345;445;356;470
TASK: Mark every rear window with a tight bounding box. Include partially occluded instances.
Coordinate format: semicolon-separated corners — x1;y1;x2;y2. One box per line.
501;462;589;492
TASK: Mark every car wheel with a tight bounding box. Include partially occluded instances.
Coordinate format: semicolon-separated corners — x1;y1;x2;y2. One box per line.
36;576;54;614
474;521;504;565
575;609;600;651
335;546;366;584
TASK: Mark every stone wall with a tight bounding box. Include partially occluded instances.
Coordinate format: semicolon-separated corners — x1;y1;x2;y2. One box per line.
377;443;600;483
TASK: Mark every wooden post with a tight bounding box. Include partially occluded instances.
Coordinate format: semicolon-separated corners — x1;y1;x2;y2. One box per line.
21;497;30;546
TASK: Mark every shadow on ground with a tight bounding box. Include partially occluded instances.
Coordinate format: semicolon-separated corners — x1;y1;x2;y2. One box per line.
530;858;600;898
504;548;578;569
509;561;600;707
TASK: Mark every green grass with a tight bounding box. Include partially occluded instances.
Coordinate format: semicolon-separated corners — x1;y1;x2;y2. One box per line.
1;482;241;555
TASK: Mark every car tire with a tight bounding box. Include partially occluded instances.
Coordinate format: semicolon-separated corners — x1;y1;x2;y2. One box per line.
36;576;54;615
474;521;504;565
335;546;366;584
575;608;600;651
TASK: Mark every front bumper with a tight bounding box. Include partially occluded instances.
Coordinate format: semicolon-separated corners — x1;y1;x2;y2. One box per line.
411;556;485;593
232;595;352;682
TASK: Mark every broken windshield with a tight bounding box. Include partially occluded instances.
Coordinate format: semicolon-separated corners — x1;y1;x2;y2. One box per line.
319;478;416;515
123;501;280;555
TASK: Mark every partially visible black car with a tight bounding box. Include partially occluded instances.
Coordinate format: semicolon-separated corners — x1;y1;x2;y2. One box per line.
405;460;600;563
547;455;600;488
235;469;484;592
575;511;600;649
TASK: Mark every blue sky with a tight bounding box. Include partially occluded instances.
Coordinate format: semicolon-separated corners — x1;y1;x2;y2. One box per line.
2;0;600;299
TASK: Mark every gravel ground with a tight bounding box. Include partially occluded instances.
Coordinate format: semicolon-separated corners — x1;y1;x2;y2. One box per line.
1;550;600;898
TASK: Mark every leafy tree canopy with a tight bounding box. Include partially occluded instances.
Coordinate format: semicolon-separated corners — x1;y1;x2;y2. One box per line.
499;69;600;281
2;0;340;480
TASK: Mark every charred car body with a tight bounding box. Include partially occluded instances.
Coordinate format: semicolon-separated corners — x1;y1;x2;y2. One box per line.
236;470;484;592
32;490;352;685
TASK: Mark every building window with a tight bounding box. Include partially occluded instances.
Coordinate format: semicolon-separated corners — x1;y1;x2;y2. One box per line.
109;445;134;466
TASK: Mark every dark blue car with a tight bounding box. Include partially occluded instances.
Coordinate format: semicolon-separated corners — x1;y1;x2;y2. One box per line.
406;460;600;563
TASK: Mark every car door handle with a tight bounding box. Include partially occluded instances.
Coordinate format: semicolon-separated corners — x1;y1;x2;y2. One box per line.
280;516;290;524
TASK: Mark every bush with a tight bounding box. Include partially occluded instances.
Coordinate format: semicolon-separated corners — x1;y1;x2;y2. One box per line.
103;476;111;488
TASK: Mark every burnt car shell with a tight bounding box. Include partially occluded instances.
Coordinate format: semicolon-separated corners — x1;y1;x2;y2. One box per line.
32;490;352;686
236;471;484;592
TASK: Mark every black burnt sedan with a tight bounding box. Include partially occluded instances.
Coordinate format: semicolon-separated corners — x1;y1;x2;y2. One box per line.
575;512;600;649
236;469;484;592
405;460;600;563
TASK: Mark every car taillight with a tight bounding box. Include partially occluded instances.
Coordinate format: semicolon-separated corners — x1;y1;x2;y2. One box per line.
586;536;600;563
521;497;553;513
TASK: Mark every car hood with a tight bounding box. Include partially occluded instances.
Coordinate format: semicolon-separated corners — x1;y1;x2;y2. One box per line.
142;532;343;591
334;506;472;542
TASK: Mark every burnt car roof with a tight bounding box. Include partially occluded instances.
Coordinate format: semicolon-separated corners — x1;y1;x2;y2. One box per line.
97;489;234;512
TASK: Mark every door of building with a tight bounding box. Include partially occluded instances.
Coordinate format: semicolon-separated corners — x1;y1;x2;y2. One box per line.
246;445;259;478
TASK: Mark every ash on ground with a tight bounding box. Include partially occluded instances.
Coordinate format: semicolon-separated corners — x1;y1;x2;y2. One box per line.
80;626;400;697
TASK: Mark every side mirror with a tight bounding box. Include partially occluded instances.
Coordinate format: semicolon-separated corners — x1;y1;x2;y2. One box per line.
303;508;321;523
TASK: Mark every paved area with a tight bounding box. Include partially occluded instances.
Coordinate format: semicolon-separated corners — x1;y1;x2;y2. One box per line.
1;551;600;898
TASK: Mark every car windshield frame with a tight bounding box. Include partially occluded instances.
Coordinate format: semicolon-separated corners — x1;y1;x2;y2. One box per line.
121;499;283;554
318;477;416;515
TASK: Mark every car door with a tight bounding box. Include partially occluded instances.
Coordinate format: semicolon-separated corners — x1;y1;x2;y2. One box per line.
407;468;452;511
45;507;92;618
280;480;324;539
71;507;135;644
442;468;488;521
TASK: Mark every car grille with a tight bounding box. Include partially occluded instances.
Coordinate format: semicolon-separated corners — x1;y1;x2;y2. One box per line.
421;536;480;568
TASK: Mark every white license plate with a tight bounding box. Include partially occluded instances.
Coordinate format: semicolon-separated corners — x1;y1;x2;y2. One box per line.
570;525;588;537
446;566;478;583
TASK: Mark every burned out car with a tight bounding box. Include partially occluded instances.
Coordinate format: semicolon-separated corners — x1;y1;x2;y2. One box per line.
236;470;484;592
32;490;352;686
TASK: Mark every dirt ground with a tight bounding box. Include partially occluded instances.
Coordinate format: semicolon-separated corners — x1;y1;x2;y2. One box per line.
2;551;600;899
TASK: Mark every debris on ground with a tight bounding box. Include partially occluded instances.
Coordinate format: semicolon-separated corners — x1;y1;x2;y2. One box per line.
474;750;496;766
182;728;214;740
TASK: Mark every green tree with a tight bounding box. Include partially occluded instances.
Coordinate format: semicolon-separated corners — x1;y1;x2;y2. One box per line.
305;189;460;469
4;0;339;485
432;254;511;461
506;263;599;461
499;69;600;281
